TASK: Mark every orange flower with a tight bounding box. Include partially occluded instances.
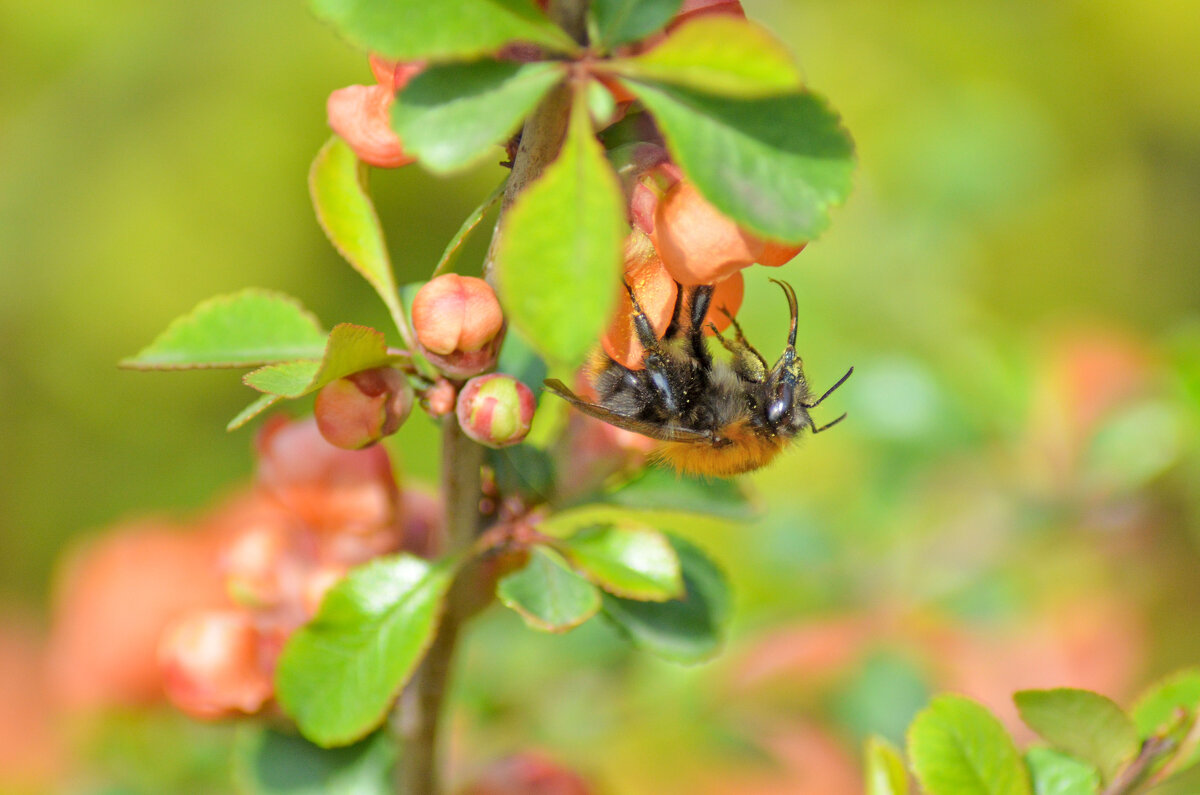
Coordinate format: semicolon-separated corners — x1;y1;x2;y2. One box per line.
602;231;678;369
47;522;226;709
653;179;804;285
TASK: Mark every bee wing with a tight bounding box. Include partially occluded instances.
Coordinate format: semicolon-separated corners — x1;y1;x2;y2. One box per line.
543;379;713;444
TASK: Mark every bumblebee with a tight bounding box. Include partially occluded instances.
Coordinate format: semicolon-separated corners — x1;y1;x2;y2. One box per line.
545;278;851;477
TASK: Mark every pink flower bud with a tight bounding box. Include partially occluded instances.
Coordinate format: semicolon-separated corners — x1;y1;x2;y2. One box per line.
327;84;414;169
456;375;535;448
314;367;414;450
422;378;458;418
158;609;272;720
412;274;506;378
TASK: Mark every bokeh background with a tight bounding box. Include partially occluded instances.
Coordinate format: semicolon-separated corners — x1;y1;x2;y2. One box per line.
3;0;1200;792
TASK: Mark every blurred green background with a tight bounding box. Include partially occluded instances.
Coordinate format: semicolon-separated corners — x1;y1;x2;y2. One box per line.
3;0;1200;792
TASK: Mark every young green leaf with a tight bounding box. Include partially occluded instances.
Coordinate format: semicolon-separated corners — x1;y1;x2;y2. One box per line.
488;445;556;503
275;555;456;747
604;16;802;97
233;726;393;795
624;80;855;242
595;466;758;519
557;522;682;601
433;180;507;277
866;736;910;795
1014;689;1140;784
908;695;1031;795
496;90;625;368
1024;747;1100;795
1132;668;1200;738
310;137;405;335
497;546;601;632
243;324;397;398
601;533;730;664
121;289;326;370
227;393;283;431
392;60;564;174
591;0;681;49
309;0;576;61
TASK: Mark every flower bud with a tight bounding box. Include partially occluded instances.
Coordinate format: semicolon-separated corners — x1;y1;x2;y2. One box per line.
421;378;458;418
327;84;414;169
412;274;506;378
158;609;272;720
314;367;414;450
601;231;678;369
456;375;535;448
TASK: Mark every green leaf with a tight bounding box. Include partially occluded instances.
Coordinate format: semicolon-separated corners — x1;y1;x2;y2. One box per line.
121;289;326;370
558;522;682;601
497;546;601;632
625;81;855;242
1014;689;1140;784
1024;748;1100;795
309;0;576;61
496;90;625;368
595;466;758;519
907;695;1031;795
433;180;506;277
309;137;405;332
392;60;564;174
233;726;393;795
601;533;730;663
1133;668;1200;738
866;736;910;795
243;324;396;398
275;555;456;747
488;445;556;503
227;393;283;431
605;17;801;97
591;0;681;48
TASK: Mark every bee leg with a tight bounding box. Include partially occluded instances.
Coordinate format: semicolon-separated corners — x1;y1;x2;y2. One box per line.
709;322;768;383
802;367;854;409
811;412;848;433
623;281;681;414
685;284;715;365
717;308;770;373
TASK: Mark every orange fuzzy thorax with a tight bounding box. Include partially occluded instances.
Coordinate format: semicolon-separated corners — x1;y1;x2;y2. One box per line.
654;420;787;476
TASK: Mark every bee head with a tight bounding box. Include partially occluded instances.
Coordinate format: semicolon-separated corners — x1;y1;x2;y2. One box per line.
761;279;812;436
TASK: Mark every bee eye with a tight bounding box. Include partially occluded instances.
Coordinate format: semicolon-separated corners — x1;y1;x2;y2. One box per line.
767;397;789;425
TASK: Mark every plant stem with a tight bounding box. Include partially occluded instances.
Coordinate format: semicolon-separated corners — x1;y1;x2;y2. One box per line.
393;417;484;795
482;0;590;284
394;4;588;792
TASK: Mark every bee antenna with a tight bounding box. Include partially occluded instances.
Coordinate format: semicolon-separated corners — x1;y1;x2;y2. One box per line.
768;278;799;352
802;366;854;408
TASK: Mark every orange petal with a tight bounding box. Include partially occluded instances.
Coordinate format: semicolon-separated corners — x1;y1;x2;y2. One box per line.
326;84;414;169
602;232;678;369
653;180;763;285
